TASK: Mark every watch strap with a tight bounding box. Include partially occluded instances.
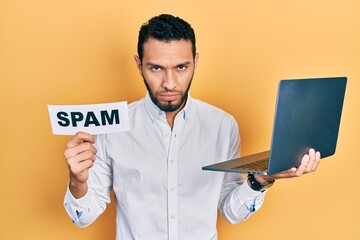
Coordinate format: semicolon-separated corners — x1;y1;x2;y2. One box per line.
247;174;275;192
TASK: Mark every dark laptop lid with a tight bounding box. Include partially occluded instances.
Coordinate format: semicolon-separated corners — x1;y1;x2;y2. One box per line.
267;77;347;174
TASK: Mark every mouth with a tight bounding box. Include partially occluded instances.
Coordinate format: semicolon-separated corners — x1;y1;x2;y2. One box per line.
159;93;181;102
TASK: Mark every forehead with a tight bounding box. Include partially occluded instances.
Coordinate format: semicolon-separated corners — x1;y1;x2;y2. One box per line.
142;38;193;64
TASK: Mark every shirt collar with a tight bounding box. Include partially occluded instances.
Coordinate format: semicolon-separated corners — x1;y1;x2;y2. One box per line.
144;92;192;123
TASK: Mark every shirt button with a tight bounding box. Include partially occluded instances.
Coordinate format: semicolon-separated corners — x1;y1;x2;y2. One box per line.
170;160;175;164
171;214;176;219
165;132;170;137
170;186;175;191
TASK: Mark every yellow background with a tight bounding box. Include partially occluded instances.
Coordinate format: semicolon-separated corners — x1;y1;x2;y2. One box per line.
1;0;359;239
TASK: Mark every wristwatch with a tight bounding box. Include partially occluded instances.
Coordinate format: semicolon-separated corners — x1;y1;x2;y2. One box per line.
247;174;275;192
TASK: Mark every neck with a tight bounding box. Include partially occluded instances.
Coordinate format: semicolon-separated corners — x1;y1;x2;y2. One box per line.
165;100;186;130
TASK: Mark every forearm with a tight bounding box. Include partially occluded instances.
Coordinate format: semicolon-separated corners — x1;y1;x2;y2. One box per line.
218;173;267;224
64;134;111;227
64;185;107;227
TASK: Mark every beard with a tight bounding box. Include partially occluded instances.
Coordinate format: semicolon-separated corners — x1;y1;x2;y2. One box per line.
143;78;193;112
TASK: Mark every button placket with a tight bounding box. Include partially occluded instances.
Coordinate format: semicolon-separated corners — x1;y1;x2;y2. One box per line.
159;112;185;240
168;131;178;240
167;115;185;240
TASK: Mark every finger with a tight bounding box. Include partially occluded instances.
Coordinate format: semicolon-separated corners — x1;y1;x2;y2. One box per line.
294;154;310;177
67;150;96;164
64;141;97;159
305;148;316;172
78;159;95;171
67;151;96;175
309;148;316;158
312;151;321;171
69;159;95;178
66;131;95;148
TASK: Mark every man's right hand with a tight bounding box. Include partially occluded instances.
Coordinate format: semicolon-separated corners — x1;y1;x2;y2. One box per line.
64;131;97;198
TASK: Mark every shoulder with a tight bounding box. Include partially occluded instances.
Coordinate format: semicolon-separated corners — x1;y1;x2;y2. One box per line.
127;97;146;116
127;97;144;109
189;97;237;128
191;98;234;120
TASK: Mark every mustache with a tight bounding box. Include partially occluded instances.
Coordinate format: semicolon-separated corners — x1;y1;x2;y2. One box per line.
158;89;183;94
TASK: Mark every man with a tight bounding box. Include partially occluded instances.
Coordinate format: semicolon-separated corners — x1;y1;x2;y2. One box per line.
63;14;321;240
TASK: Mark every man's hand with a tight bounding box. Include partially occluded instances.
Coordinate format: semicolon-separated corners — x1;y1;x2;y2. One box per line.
254;148;321;184
64;131;97;198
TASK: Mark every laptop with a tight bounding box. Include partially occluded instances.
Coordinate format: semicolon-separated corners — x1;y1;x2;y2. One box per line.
202;77;347;175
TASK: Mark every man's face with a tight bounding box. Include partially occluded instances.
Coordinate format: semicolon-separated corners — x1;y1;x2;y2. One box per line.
135;38;198;112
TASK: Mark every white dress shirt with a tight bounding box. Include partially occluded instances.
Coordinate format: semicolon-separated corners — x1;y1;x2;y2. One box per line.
64;93;267;240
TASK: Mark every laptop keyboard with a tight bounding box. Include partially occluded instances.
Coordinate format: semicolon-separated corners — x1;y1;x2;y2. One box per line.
232;160;268;172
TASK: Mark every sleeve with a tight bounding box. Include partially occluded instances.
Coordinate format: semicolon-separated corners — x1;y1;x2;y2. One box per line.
63;134;113;227
217;117;268;224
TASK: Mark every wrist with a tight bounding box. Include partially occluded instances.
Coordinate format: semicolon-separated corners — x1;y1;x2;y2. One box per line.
69;179;88;199
247;174;275;192
253;174;270;184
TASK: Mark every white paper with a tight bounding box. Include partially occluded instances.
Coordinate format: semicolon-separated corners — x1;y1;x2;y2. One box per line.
48;101;130;135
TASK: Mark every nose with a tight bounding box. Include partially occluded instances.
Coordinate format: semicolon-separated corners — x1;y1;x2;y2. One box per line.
162;70;176;90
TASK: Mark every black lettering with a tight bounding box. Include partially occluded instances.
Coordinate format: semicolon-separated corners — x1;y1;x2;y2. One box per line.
84;111;100;127
57;112;70;127
70;112;84;127
101;109;120;125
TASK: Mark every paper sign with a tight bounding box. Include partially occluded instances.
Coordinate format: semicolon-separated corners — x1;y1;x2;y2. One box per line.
48;102;130;135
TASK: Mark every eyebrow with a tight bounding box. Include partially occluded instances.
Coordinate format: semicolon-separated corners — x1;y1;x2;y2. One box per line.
146;62;162;67
145;61;191;68
176;61;191;67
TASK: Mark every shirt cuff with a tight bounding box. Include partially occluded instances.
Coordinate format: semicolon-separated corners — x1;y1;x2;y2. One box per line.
64;186;95;226
237;178;268;201
64;185;92;207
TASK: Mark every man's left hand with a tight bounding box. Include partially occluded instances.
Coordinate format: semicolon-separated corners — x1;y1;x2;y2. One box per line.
254;148;321;184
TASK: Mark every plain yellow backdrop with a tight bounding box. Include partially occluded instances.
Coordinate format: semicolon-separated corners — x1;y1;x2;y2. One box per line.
1;0;359;239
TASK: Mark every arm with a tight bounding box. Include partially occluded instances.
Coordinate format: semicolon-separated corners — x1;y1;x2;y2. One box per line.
218;118;267;224
219;148;321;224
63;132;112;227
218;117;322;224
218;173;267;224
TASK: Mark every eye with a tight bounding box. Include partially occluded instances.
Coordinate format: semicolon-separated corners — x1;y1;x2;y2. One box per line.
177;64;187;71
150;65;161;71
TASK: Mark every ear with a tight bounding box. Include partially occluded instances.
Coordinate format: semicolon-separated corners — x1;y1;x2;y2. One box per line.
134;55;143;75
194;53;199;68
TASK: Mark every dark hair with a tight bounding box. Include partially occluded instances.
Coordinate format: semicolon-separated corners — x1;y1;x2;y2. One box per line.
137;14;196;61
